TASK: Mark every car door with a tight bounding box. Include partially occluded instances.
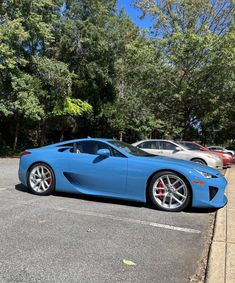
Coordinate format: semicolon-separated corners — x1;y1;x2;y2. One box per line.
160;141;188;160
67;140;128;195
136;141;161;155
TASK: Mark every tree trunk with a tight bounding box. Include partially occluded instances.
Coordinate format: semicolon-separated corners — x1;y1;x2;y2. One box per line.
39;120;46;146
119;131;123;141
13;120;19;151
60;129;64;141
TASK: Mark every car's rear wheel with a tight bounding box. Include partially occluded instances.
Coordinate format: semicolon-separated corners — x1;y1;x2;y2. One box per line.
191;158;207;165
149;171;191;212
27;163;55;195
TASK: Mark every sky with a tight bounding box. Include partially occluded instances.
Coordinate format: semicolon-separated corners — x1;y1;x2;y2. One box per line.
117;0;153;30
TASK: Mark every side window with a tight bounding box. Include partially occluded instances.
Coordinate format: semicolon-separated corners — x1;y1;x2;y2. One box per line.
137;142;148;148
159;141;164;150
72;141;125;157
189;143;200;150
162;141;177;150
110;148;126;158
155;141;160;149
75;141;109;155
192;144;200;150
137;142;144;148
138;141;158;149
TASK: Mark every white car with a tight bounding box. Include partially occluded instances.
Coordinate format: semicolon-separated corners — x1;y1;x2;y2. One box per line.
132;139;223;169
207;146;235;157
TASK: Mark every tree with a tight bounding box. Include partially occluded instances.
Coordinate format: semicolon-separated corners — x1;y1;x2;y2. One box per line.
0;0;92;148
134;0;235;142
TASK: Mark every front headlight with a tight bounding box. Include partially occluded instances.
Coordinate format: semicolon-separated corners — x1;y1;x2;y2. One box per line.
196;170;216;179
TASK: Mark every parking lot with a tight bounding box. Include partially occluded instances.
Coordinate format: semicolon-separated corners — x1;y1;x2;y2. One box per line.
0;158;216;283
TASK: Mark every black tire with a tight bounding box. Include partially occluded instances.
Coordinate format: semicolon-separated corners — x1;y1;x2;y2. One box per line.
191;158;207;165
149;171;191;212
27;163;55;196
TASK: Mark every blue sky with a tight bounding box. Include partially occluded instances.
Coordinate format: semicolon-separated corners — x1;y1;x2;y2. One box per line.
117;0;153;29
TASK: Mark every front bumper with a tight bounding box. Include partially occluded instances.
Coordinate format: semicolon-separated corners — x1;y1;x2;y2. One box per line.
207;158;223;170
191;174;227;208
222;157;233;167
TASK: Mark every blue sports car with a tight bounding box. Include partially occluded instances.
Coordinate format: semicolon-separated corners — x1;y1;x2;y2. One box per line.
18;138;227;212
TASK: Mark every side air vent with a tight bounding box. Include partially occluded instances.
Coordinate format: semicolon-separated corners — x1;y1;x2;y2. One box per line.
209;186;218;201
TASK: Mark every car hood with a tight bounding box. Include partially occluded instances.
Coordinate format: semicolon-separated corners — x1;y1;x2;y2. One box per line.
190;150;222;161
138;155;221;175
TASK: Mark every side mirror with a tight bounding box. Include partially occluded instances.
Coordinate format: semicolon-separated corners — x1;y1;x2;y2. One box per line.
97;148;110;157
175;146;182;152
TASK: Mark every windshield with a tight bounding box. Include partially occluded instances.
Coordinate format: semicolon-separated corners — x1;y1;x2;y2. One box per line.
109;140;154;157
176;143;188;150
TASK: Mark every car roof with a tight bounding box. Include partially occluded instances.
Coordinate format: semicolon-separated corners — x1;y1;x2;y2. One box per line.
136;139;177;142
43;138;113;148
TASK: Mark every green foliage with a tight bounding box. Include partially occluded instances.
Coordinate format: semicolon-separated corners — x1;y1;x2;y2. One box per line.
134;0;235;141
34;56;73;99
53;97;92;117
11;73;45;120
0;0;234;150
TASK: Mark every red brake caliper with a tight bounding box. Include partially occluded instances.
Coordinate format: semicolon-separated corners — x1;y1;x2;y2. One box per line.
157;180;164;200
47;173;51;185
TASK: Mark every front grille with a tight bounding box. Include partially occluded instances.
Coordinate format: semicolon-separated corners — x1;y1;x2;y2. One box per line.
209;186;218;201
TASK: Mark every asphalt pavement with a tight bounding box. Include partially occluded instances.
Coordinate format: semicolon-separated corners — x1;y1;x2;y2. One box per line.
0;158;216;283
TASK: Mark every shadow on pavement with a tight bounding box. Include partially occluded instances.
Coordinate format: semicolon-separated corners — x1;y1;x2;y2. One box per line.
14;183;219;214
55;191;149;209
15;183;28;193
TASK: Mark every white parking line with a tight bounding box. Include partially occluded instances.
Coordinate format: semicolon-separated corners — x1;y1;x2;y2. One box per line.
0;188;7;191
55;207;201;234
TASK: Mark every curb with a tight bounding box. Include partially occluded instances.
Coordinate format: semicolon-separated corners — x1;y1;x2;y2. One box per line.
206;168;231;283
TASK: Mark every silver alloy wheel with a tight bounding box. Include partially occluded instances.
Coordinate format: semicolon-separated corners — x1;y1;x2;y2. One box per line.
29;165;52;193
152;174;187;210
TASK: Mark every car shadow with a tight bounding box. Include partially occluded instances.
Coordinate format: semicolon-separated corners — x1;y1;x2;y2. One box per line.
184;206;218;214
15;183;28;193
15;183;149;209
14;183;219;214
54;191;151;209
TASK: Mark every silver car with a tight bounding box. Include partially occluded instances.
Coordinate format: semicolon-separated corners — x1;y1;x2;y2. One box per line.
132;139;223;169
207;146;235;156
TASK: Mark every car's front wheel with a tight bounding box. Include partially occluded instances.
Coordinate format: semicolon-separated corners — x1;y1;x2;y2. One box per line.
27;163;55;195
149;171;191;212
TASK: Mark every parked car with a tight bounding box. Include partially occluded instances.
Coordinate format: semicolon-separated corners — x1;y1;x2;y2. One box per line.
132;139;223;169
19;138;227;212
207;146;235;157
179;141;232;168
